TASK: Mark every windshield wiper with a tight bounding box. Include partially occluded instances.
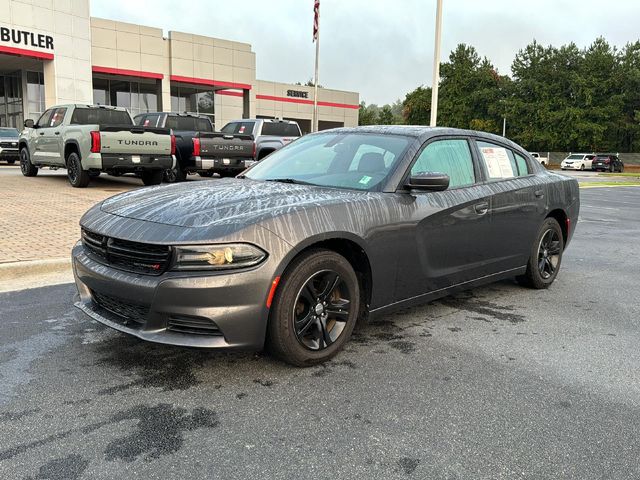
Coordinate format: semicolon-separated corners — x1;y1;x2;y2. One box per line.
265;178;316;186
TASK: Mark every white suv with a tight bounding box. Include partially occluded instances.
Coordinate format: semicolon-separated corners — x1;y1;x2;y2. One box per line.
560;153;595;171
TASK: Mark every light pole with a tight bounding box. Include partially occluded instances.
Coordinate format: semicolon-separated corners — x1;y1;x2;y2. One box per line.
430;0;443;127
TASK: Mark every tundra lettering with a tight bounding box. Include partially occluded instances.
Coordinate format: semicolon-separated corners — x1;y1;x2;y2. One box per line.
117;140;159;146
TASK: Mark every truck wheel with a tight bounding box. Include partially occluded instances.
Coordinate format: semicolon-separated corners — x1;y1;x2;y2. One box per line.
20;148;38;177
67;152;90;188
198;171;214;178
141;170;164;186
163;167;186;183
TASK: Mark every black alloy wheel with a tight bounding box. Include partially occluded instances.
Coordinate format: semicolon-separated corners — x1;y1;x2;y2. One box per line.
537;229;561;280
66;152;90;188
293;270;352;351
517;217;564;289
267;249;361;366
20;148;37;177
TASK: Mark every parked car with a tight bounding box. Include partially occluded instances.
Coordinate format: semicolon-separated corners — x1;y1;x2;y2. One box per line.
529;152;548;166
19;105;175;188
0;127;20;164
134;112;214;183
221;118;301;160
560;153;595;171
73;126;579;366
592;154;624;172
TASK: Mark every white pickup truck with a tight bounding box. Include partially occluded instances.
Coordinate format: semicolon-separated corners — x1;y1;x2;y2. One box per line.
529;152;549;166
19;104;175;188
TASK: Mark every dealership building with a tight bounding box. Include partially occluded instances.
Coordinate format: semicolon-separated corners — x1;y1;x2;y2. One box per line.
0;0;359;132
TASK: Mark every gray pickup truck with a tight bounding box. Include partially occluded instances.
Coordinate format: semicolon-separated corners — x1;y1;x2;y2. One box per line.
193;118;301;177
19;105;175;188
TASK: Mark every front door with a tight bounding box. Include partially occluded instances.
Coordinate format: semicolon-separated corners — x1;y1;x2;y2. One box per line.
37;107;66;165
394;137;494;300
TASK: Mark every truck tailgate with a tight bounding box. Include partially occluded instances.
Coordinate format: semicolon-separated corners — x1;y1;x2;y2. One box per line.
199;132;254;158
99;126;172;155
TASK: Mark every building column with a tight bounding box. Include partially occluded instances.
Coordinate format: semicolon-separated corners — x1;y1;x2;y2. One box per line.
242;89;250;119
43;60;57;107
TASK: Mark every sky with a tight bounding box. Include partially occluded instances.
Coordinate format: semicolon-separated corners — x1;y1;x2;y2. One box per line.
91;0;640;105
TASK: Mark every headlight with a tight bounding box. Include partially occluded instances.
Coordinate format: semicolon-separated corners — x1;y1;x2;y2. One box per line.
173;243;267;271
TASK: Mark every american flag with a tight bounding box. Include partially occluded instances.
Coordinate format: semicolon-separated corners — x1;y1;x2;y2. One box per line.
313;0;320;42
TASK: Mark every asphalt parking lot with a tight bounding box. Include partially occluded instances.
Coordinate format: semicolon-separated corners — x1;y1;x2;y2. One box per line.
1;183;639;479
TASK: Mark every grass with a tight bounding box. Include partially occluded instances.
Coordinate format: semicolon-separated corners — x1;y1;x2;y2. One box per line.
580;181;640;188
598;172;640;178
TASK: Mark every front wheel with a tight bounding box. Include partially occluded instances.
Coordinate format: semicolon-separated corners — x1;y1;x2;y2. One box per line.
517;218;564;289
580;164;585;171
141;170;164;186
20;148;38;177
67;152;90;187
267;249;361;366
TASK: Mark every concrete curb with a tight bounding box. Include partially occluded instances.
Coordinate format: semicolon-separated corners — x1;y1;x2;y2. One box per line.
0;257;71;281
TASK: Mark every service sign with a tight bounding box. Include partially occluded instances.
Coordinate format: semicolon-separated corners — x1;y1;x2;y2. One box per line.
0;24;54;55
287;89;309;99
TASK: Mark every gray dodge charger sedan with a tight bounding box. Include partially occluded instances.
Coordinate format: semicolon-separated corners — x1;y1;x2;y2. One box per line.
73;126;579;366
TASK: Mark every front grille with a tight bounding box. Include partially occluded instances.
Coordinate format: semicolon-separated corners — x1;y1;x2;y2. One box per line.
82;228;171;275
167;315;223;336
0;141;17;148
91;290;149;327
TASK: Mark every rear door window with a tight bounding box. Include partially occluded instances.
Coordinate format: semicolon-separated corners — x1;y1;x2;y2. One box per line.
261;121;301;136
477;141;517;180
411;139;475;188
513;152;530;176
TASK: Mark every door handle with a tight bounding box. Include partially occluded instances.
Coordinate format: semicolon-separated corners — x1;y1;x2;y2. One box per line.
39;132;45;136
474;202;489;215
54;131;60;135
534;190;544;198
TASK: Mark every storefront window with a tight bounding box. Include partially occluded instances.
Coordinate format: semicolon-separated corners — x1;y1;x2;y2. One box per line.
26;72;45;122
0;72;24;127
92;75;159;116
170;84;215;124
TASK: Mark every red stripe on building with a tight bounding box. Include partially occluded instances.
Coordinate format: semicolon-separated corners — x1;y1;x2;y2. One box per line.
0;45;54;60
256;94;358;110
216;90;244;97
170;75;252;90
92;66;163;79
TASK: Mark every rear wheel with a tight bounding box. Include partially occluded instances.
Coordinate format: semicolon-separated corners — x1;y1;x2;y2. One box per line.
198;171;214;178
620;165;624;173
267;249;361;367
580;164;585;171
20;148;38;177
141;170;163;186
163;166;186;183
67;152;90;188
517;218;564;289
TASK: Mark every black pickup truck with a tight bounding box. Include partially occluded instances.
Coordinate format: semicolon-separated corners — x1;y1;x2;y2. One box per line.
135;112;214;182
192;132;256;177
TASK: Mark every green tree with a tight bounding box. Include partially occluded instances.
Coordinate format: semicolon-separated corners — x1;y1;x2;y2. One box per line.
378;105;395;124
358;102;379;125
402;86;432;125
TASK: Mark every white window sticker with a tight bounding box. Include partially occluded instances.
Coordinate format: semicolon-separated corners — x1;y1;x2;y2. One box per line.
359;175;372;185
480;147;515;179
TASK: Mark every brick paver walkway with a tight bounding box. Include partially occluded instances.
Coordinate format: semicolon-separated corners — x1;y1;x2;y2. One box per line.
1;165;141;263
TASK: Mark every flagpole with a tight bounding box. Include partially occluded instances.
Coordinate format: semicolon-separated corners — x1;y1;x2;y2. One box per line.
313;1;320;132
430;0;443;127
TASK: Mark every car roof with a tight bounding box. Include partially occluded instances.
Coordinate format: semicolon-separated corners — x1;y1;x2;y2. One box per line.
313;125;527;151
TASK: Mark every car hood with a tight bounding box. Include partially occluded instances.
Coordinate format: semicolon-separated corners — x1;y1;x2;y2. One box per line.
100;178;375;228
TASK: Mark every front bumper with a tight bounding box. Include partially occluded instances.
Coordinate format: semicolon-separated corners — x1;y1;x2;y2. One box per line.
0;147;19;158
72;242;272;349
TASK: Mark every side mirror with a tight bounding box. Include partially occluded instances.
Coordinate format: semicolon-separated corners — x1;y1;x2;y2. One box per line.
405;172;450;191
24;119;35;128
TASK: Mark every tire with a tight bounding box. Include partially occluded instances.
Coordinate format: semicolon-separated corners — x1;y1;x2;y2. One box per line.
19;148;38;177
163;167;186;183
620;165;624;173
580;164;585;171
141;170;164;186
6;159;16;165
267;249;361;367
517;217;564;289
198;171;214;178
609;165;614;173
66;152;90;188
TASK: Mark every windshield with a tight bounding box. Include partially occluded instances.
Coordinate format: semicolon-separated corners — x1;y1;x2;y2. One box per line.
245;132;411;191
567;154;584;160
0;129;19;137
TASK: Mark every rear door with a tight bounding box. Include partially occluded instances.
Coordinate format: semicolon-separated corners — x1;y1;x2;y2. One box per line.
394;137;494;299
474;140;545;271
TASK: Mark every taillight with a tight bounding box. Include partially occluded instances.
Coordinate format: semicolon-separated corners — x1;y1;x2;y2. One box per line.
170;134;176;156
252;142;257;159
90;131;101;153
192;137;201;156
